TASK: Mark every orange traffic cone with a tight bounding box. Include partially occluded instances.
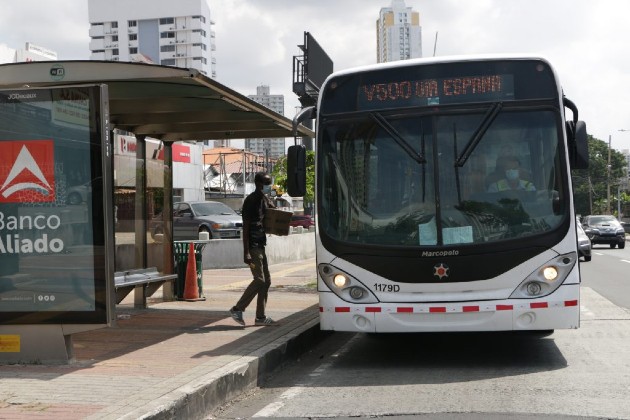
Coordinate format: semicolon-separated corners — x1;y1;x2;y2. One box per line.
183;243;203;301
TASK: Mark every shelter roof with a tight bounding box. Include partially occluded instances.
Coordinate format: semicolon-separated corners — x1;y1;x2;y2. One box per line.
0;60;314;142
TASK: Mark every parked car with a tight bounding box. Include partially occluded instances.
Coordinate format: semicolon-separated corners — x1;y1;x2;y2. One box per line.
289;214;315;228
576;221;591;262
67;180;94;205
621;221;630;234
581;215;626;249
151;201;242;240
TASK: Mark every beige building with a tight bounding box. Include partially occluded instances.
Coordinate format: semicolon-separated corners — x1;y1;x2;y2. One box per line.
377;0;422;63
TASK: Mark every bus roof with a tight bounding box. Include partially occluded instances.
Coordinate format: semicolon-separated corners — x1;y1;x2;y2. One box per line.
327;53;553;79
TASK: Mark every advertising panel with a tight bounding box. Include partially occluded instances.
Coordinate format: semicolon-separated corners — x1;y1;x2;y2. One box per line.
0;85;112;325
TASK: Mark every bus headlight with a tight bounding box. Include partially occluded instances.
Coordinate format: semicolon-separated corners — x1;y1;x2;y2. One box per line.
510;252;577;299
318;263;378;303
542;266;558;281
333;274;348;287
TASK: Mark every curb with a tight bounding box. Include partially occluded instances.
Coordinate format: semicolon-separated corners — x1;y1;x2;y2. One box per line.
121;318;324;420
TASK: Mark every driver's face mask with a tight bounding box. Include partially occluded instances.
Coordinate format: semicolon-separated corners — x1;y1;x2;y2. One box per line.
262;184;272;194
505;169;520;181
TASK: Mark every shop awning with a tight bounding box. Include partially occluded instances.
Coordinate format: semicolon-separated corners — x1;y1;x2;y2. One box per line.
0;60;314;141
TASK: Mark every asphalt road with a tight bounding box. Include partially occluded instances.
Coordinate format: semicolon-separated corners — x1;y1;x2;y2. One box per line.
211;257;630;419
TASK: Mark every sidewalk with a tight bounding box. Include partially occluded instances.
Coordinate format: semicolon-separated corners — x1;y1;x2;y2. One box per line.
0;258;321;420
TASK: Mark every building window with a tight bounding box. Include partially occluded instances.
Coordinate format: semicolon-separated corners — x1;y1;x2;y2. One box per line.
159;17;174;25
161;59;175;66
160;45;175;52
160;32;175;38
112;35;118;42
129;34;137;41
130;47;138;54
128;20;137;27
111;21;118;28
112;48;119;56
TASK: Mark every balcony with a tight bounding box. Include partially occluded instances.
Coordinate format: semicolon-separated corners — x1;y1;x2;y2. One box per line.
90;52;106;60
89;39;105;50
89;26;104;37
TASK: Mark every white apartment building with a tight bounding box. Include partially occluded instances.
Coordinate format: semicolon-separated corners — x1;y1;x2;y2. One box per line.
246;85;286;159
377;0;422;63
0;42;57;64
87;0;216;78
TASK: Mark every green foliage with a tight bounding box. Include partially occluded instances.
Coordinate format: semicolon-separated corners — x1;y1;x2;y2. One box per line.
271;150;315;205
572;135;628;216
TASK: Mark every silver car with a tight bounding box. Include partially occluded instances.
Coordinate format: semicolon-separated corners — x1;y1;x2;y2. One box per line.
152;201;243;240
576;222;591;262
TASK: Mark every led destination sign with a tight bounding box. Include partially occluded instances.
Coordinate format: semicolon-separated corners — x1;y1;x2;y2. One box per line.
358;74;514;109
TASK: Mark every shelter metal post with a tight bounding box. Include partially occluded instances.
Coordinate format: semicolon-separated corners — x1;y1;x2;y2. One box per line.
162;143;175;300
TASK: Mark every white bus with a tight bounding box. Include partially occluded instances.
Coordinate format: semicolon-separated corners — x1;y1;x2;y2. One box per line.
289;55;588;333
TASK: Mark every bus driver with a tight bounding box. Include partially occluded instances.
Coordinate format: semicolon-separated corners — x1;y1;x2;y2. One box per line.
487;155;535;192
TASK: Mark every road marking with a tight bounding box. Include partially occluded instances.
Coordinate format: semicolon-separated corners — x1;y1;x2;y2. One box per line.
252;333;360;417
271;260;316;276
214;261;315;290
621;259;630;264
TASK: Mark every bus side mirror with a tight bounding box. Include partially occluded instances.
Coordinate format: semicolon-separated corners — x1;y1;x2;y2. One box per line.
287;145;307;197
568;120;588;170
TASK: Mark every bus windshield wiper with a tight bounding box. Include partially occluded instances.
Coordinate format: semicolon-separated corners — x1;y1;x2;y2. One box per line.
455;102;502;167
370;112;426;164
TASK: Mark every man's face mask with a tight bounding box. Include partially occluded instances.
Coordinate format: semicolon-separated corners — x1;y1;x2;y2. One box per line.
262;184;272;194
505;169;520;181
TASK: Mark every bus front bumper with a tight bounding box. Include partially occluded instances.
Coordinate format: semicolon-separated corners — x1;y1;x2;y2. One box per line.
318;284;580;333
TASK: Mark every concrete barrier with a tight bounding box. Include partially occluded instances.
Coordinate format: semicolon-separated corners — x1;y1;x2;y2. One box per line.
115;229;316;271
200;230;315;269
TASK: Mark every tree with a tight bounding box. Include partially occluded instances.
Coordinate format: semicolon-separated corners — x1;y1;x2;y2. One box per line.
271;150;315;211
572;135;627;216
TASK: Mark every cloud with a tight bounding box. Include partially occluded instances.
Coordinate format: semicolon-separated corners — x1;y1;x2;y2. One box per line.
2;0;630;148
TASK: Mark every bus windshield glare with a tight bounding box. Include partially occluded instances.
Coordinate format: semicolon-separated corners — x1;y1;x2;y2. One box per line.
317;60;566;248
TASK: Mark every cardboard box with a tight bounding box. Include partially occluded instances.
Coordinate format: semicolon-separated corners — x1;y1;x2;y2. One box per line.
264;208;293;236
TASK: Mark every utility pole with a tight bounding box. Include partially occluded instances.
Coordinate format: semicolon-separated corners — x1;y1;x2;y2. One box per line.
607;134;612;215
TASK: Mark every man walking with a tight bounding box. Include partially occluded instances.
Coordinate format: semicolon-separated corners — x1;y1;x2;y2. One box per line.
230;172;276;326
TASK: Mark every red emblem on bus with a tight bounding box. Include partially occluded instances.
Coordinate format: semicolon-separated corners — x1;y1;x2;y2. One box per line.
433;263;449;280
0;140;55;203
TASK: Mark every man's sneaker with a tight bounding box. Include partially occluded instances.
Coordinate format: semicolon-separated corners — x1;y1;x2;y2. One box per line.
230;308;245;326
255;316;276;326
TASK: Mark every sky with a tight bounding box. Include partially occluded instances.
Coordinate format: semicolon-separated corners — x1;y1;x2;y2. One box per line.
1;0;630;151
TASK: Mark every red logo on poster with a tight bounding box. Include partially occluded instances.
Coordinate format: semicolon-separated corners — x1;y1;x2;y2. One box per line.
0;140;55;203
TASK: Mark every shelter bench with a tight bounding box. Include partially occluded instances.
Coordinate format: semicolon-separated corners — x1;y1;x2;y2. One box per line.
114;267;177;308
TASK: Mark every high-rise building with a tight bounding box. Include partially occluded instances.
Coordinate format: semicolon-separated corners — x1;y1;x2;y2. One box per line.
87;0;216;78
246;85;286;159
376;0;422;63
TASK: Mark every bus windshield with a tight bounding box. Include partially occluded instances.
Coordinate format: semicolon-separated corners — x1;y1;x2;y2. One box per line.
318;107;566;247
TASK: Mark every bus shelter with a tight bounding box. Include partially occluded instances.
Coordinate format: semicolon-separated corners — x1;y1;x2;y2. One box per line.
0;60;312;362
